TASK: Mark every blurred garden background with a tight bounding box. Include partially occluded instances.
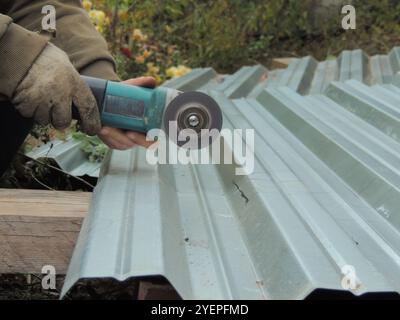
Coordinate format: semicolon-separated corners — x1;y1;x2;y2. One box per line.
85;0;400;81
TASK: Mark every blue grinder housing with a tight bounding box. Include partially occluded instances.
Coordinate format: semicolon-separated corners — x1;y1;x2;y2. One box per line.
80;76;169;133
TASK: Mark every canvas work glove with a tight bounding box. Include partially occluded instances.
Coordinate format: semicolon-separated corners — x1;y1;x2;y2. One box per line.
11;43;101;135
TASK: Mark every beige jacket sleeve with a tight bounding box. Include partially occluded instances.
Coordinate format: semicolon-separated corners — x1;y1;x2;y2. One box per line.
0;13;49;98
0;0;119;99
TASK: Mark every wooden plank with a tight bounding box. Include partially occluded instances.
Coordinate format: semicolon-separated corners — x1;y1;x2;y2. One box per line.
0;189;91;274
0;189;90;218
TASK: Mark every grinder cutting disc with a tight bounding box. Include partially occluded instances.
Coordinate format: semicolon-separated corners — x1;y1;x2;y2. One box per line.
163;91;223;148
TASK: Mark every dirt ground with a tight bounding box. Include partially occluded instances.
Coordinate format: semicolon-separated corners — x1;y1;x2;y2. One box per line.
0;274;183;300
0;274;141;300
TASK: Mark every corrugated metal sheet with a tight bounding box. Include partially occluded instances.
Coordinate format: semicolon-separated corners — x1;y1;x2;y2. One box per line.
251;48;400;96
62;50;400;299
26;137;102;177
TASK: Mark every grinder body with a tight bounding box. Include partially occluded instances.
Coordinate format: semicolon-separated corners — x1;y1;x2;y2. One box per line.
82;76;178;133
78;76;223;148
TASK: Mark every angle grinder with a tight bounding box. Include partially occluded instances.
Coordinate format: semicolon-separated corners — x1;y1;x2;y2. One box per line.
73;76;223;148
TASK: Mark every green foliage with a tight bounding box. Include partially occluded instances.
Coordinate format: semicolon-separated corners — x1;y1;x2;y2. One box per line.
72;132;108;163
101;0;317;71
95;0;400;72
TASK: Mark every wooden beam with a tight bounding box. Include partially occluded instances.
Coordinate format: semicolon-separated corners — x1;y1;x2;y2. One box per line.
0;189;91;274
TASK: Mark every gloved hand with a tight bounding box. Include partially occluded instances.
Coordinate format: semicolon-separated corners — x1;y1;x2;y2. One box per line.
11;43;101;135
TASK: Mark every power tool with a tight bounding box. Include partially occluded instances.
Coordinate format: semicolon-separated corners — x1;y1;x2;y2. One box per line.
73;76;223;148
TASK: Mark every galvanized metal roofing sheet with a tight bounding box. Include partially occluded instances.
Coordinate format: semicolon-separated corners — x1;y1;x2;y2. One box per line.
62;50;400;299
26;137;102;177
246;48;400;96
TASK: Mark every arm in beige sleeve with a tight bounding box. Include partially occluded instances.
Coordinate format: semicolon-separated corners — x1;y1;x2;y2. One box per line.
0;13;48;98
6;0;120;81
